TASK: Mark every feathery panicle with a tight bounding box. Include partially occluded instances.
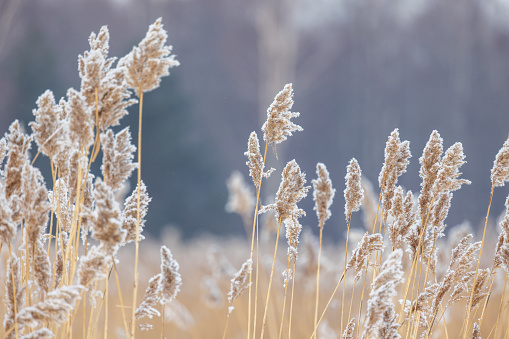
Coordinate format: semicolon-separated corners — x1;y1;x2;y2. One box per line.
378;129;411;221
16;285;85;327
0;184;16;244
33;240;52;292
362;249;404;339
121;181;150;244
48;179;73;232
119;18;179;95
21;163;50;247
79;25;136;129
285;216;303;266
228;258;252;304
377;309;401;339
418;130;443;222
342;318;355;339
85;179;125;253
388;187;416;249
346;233;384;282
79;25;112;104
491;136;509;187
261;83;303;145
4;254;25;338
225;171;255;222
80;173;95;240
259;159;310;222
5;121;31;204
101;127;137;190
433;142;470;195
135;274;162;322
313;163;335;227
428;235;481;316
55;248;64;288
160;246;182;304
344;158;363;220
470;268;489;309
136;246;181;327
245;131;274;188
30;90;69;160
65;88;94;149
78;246;112;287
495;197;509;273
20;328;54;339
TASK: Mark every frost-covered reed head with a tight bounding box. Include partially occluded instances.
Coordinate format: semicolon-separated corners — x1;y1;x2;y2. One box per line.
491;136;509;187
312;163;335;228
259;159;310;222
119;18;180;96
261;83;303;146
244;131;274;188
344;158;363;221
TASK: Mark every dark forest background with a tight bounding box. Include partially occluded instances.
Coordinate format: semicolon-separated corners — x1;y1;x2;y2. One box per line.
2;0;509;240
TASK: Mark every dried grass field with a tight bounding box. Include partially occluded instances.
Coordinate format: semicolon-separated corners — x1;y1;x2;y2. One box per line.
1;18;509;339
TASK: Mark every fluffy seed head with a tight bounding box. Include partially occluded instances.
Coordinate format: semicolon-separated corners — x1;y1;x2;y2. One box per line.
261;84;303;145
313;163;335;227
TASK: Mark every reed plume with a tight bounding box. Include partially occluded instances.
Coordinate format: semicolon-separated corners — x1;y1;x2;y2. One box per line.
261;83;303;146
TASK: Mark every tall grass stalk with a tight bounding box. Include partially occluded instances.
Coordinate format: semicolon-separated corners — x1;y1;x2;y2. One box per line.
259;217;283;339
462;185;494;338
247;141;268;339
131;91;144;338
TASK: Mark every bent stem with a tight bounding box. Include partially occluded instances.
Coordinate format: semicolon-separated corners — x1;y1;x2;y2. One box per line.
308;270;346;339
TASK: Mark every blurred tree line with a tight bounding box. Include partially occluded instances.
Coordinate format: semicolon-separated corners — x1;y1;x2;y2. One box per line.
1;0;509;240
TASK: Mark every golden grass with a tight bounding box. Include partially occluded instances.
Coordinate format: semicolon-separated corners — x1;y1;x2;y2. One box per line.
2;17;509;339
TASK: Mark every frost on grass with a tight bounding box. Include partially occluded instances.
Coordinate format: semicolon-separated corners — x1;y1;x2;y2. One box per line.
261;83;303;146
227;258;252;304
313;162;335;227
119;17;180;96
344;158;363;221
136;246;182;330
362;249;404;339
259;159;310;223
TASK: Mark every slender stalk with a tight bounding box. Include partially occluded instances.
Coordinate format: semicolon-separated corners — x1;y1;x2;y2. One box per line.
104;266;109;339
161;304;165;339
288;261;297;339
112;262;130;339
222;310;232;339
462;185;494;338
341;214;352;331
248;141;268;339
278;253;292;339
131;91;144;338
8;243;19;339
259;217;283;339
307;271;346;339
313;222;324;339
490;273;508;339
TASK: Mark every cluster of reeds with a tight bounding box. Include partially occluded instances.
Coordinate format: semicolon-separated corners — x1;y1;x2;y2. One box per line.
2;17;509;339
0;18;181;338
222;85;509;339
